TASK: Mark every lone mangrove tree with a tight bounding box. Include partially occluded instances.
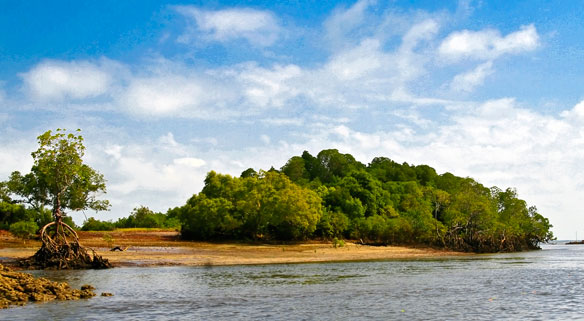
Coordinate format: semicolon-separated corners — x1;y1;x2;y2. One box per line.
5;129;111;269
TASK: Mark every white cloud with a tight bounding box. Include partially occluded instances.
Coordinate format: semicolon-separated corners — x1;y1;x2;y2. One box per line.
120;76;203;116
21;59;113;101
90;137;210;222
191;137;219;146
116;71;241;119
260;118;304;126
560;100;584;122
0;136;35;179
158;132;179;148
439;24;539;61
173;157;206;168
324;0;376;48
237;63;302;108
260;134;271;144
401;19;439;52
13;16;485;117
326;39;384;81
449;61;494;92
176;6;280;46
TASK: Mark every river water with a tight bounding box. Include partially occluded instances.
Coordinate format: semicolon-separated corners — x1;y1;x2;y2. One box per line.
3;244;584;320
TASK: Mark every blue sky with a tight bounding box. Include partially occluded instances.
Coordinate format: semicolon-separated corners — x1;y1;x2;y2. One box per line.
1;0;584;239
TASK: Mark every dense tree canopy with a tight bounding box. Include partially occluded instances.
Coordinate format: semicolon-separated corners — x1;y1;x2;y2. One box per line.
174;170;323;241
174;149;553;251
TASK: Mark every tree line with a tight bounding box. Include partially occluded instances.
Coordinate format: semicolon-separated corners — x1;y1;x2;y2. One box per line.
80;206;180;231
171;149;554;252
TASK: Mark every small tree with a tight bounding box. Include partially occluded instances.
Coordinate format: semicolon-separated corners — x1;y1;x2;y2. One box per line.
8;129;111;269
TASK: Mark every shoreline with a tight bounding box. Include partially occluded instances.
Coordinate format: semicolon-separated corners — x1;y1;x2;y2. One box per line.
0;230;471;268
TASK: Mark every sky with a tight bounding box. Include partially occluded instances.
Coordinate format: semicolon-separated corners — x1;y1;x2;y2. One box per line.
1;0;584;240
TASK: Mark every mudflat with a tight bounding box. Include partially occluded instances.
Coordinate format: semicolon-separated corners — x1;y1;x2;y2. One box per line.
0;230;468;267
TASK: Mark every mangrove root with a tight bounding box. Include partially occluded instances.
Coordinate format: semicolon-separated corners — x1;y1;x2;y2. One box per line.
19;221;111;269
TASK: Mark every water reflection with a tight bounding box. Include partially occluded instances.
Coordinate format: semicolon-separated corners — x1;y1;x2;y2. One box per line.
4;244;584;320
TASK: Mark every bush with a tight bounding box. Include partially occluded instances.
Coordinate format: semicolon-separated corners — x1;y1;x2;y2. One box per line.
9;221;39;239
332;237;345;248
81;217;115;231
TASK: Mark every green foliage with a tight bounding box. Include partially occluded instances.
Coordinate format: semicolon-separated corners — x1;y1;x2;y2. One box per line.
170;149;553;252
0;202;28;230
281;156;309;185
3;129;110;226
117;206;169;228
0;201;53;230
178;171;323;241
332;237;345;248
9;221;39;239
81;217;115;231
317;210;350;239
79;206;181;231
0;182;12;203
240;168;258;178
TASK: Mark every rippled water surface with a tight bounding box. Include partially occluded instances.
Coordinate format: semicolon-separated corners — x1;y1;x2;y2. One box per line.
4;244;584;320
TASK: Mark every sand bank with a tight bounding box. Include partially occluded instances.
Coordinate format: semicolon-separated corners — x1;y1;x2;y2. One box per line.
0;230;469;267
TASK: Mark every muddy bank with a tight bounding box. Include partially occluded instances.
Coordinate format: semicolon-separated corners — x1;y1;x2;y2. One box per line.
0;264;98;309
0;230;470;268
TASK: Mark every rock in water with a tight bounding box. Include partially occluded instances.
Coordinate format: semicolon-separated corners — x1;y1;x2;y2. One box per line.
0;264;98;309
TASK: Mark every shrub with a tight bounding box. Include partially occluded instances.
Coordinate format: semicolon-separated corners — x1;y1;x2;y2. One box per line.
332;237;345;248
9;221;39;239
81;217;115;231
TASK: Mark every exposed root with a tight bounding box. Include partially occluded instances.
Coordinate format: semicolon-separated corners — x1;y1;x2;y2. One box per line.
19;221;111;269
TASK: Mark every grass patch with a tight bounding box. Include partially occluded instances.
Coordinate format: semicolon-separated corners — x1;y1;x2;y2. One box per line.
113;227;178;232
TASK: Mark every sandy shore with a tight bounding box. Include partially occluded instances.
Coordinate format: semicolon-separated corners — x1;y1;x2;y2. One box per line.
0;230;469;267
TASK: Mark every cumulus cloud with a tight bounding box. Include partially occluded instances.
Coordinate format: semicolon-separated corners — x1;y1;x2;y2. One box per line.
116;71;241;119
449;61;494;92
20;59;114;101
0;136;36;178
323;0;379;50
119;76;203;116
560;100;584;122
14;9;543;123
326;39;384;81
175;6;280;46
439;24;539;61
401;19;439;52
91;135;211;222
237;63;302;108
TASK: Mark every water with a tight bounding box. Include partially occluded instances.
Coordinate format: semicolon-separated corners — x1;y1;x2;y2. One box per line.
3;244;584;320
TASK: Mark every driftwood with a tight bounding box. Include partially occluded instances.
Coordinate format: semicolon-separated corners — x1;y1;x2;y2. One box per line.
110;246;129;252
20;219;111;269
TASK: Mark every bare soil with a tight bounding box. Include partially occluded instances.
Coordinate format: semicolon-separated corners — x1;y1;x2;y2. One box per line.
0;230;470;267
